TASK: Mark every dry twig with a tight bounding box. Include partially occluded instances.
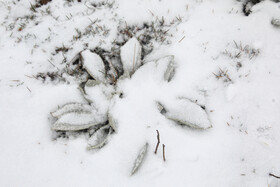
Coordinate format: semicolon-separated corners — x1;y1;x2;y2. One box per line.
178;36;185;43
269;173;280;179
154;130;160;154
162;144;166;161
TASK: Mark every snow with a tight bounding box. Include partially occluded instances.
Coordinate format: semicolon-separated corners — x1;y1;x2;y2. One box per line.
1;0;280;186
84;81;114;115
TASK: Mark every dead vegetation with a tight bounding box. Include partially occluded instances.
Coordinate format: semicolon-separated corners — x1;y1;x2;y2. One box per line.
214;40;260;83
223;40;260;60
154;130;160;154
36;15;180;84
213;67;232;83
162;144;166;162
154;130;166;162
1;0;182;85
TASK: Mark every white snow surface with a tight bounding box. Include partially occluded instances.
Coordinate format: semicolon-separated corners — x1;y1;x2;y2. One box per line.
1;0;280;187
84;82;113;115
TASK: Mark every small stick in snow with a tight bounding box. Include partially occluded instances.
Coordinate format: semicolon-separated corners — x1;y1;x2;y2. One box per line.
154;130;160;154
162;144;166;161
269;173;280;179
48;59;55;67
26;86;31;93
148;9;154;16
178;36;185;43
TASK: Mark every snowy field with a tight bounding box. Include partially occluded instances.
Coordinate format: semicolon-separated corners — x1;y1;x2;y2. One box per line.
1;0;280;186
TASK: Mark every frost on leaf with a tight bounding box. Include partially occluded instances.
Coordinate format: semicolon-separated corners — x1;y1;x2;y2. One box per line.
131;143;149;175
51;103;92;118
52;107;107;131
120;37;142;77
159;55;175;82
81;50;106;82
158;98;212;129
87;125;112;150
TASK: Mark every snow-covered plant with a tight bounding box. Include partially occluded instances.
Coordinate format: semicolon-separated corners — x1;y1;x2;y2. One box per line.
51;37;145;149
51;37;212;174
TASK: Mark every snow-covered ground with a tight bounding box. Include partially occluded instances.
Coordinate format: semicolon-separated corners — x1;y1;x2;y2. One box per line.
1;0;280;186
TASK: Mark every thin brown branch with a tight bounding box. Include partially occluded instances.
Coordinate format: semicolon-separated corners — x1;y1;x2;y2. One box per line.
162;144;166;161
178;36;185;43
148;9;154;16
154;130;160;154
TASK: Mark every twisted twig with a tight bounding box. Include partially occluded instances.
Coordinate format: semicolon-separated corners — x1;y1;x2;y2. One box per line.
154;130;160;154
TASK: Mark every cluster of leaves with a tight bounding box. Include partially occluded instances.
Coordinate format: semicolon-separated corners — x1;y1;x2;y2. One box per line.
51;37;212;175
49;16;181;83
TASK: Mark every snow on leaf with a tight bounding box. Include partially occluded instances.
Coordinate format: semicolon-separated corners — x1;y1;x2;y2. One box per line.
131;143;149;176
52;111;107;131
158;98;212;129
108;111;117;132
87;125;112;150
156;101;166;114
136;55;176;82
120;37;142;77
153;55;176;82
271;18;280;27
81;50;106;82
162;55;175;81
51;103;93;118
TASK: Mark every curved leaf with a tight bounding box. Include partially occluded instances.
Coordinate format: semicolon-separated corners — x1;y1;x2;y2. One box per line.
87;125;112;150
52;112;107;131
158;98;212;129
51;103;93;118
